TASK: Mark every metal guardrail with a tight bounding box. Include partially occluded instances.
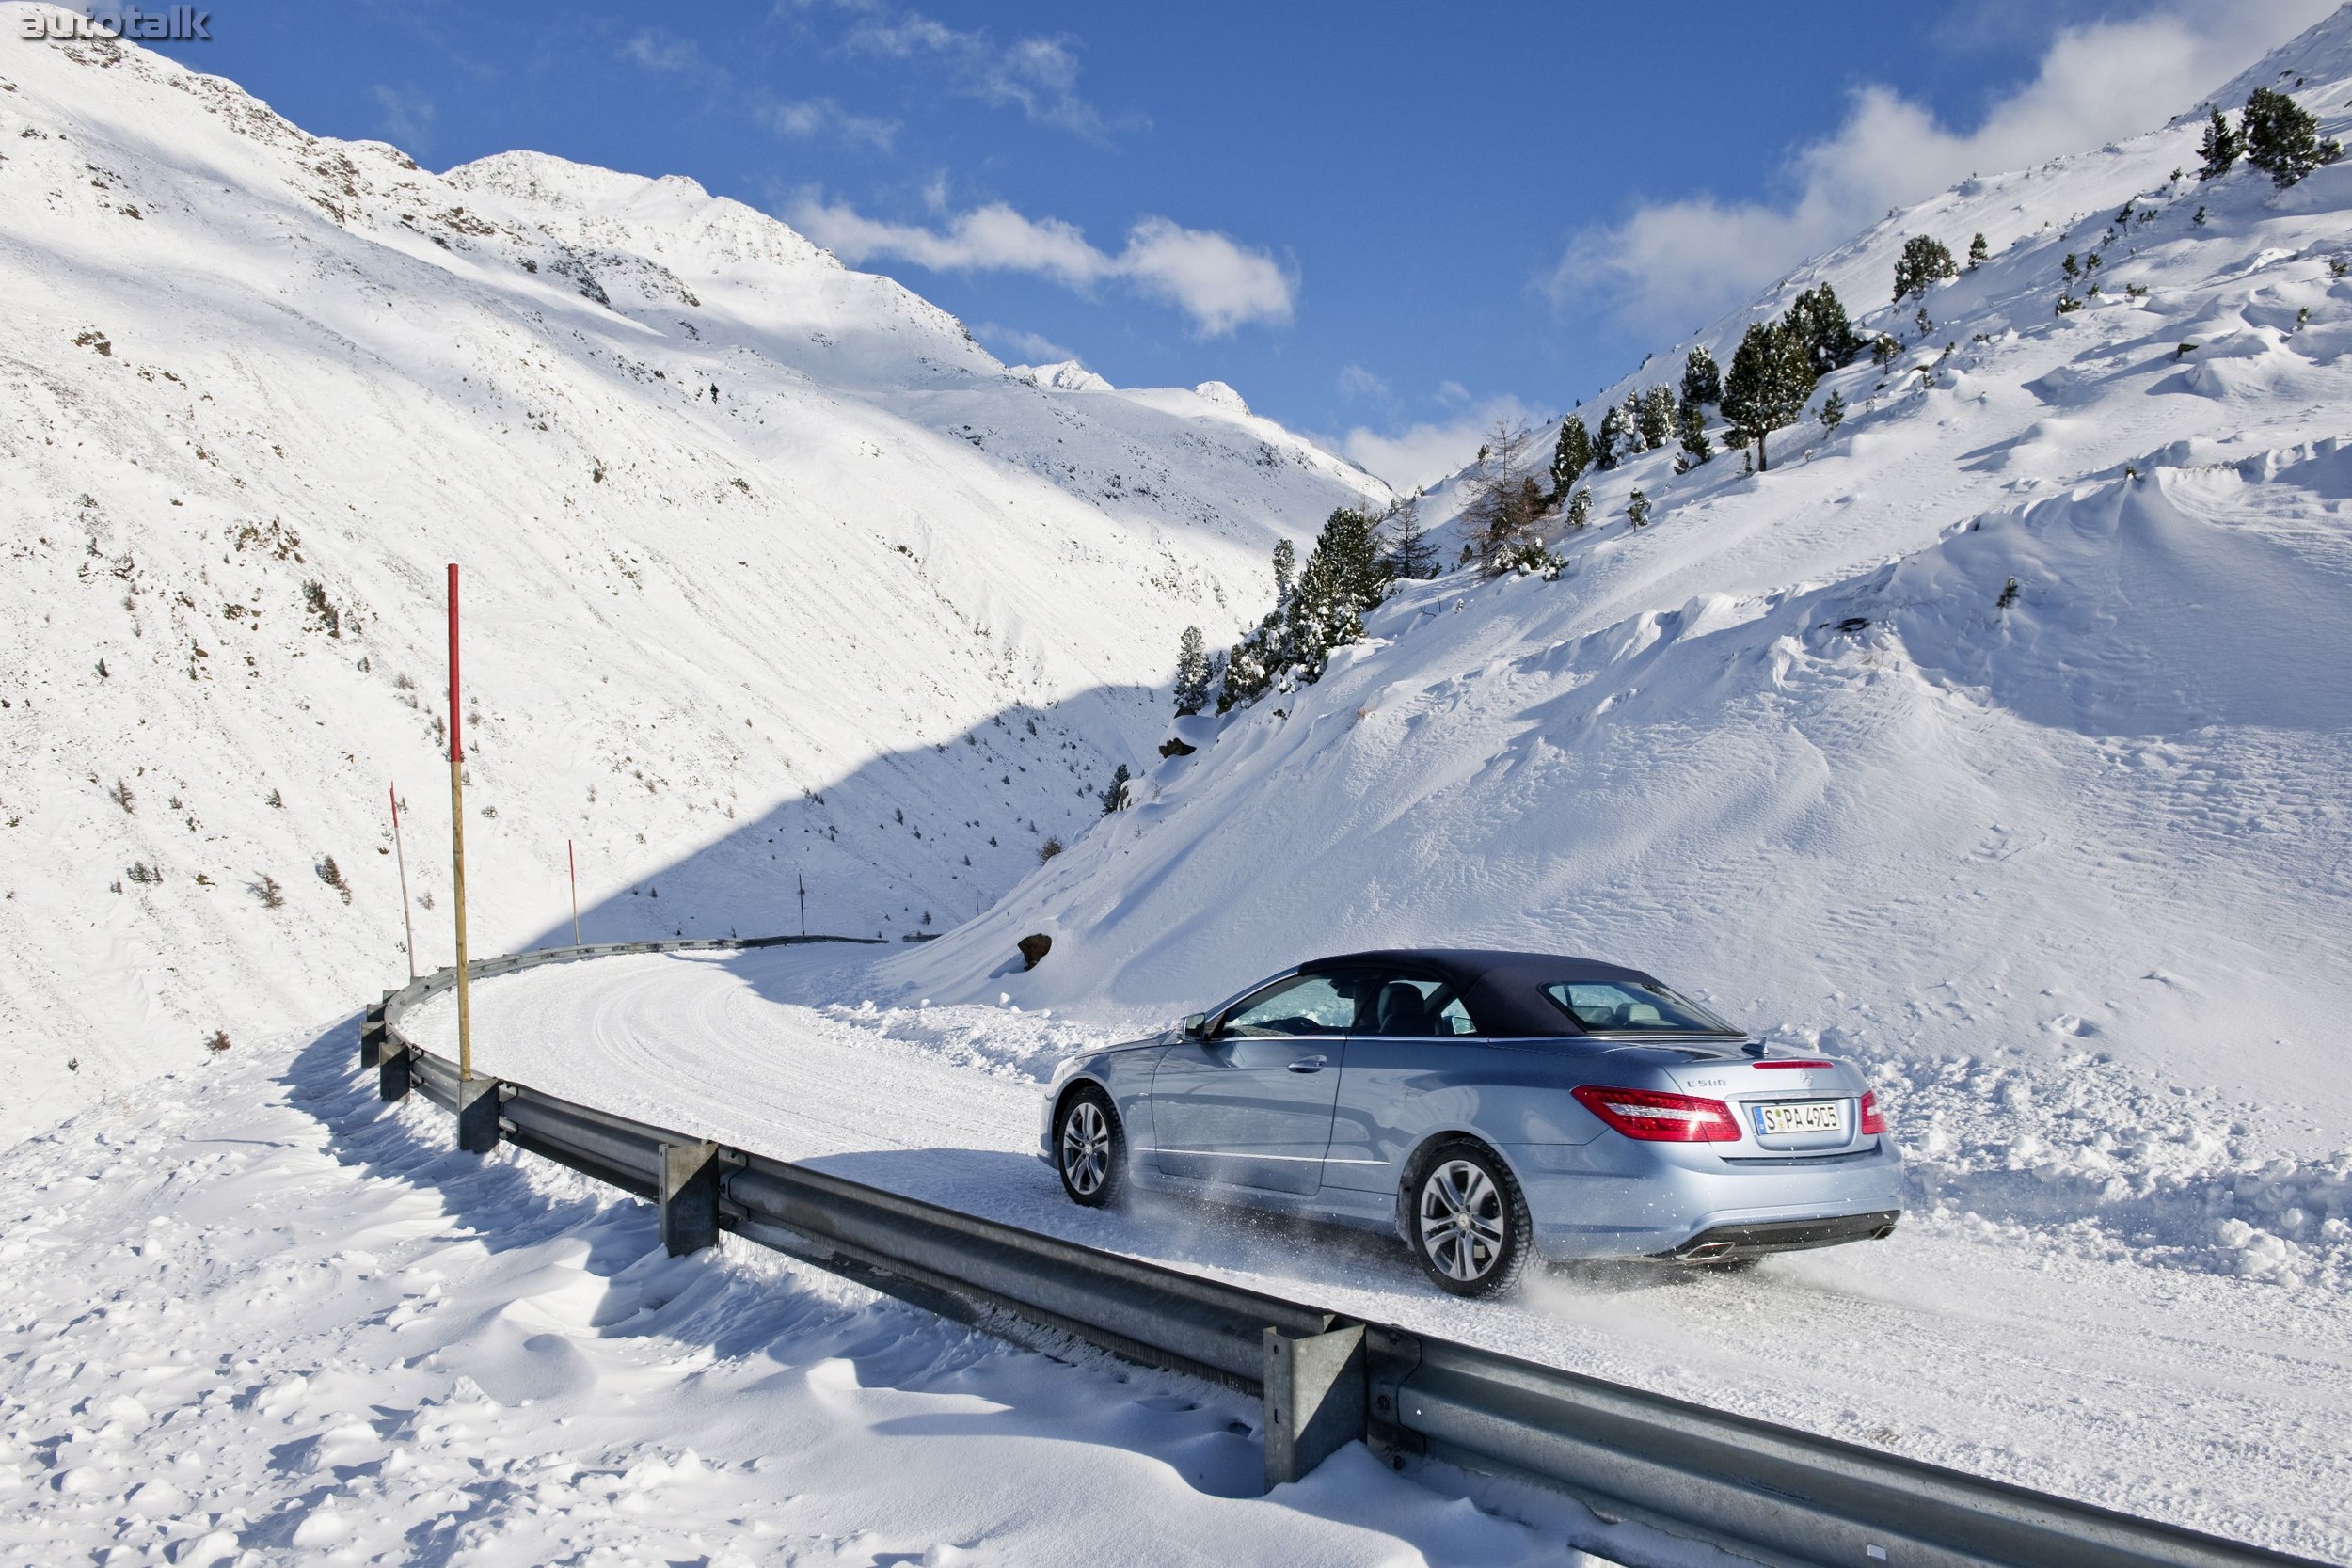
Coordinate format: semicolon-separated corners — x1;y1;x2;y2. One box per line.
365;936;2324;1568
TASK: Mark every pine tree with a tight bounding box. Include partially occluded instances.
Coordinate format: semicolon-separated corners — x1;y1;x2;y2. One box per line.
1461;423;1547;569
2198;104;2243;181
1309;507;1386;612
1563;488;1593;530
1679;346;1723;410
1099;764;1132;815
1820;388;1846;433
1172;626;1212;715
1626;489;1652;528
1549;416;1592;500
1721;318;1816;472
1786;283;1862;373
2243;87;2342;188
1967;232;1989;269
1673;397;1712;471
1636;386;1676;450
1594;404;1627;470
1270;537;1296;607
1376;497;1440;580
1893;235;1958;302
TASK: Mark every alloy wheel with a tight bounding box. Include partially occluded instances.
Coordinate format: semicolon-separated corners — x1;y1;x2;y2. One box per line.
1418;1158;1508;1282
1061;1099;1111;1196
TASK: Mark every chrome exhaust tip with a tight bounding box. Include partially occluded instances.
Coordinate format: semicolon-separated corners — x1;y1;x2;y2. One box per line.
1681;1241;1737;1262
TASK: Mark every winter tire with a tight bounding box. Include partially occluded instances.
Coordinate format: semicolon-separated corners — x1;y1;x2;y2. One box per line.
1055;1085;1126;1208
1408;1140;1531;1297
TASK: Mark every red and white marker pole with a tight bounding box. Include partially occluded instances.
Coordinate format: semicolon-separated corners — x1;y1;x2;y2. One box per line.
567;838;580;948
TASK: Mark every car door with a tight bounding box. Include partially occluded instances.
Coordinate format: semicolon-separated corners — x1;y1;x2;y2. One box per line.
1150;973;1357;1194
1321;971;1485;1194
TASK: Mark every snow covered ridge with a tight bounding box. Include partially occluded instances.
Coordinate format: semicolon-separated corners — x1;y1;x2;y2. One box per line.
0;21;1386;1143
887;6;2352;1274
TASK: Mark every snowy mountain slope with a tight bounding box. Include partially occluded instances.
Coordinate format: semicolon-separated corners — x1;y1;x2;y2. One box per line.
889;7;2352;1258
0;22;1385;1144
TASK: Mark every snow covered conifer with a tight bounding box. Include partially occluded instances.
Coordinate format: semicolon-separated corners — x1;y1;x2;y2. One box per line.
1893;235;1958;302
1549;416;1592;500
1821;388;1846;433
1680;346;1723;410
1564;488;1593;529
1673;397;1712;471
1636;386;1676;450
1594;404;1627;470
1099;764;1131;814
2244;87;2342;188
1172;626;1211;715
1787;284;1862;373
1270;537;1296;608
1310;506;1386;613
2198;104;2243;181
1626;489;1652;528
1721;318;1816;472
1967;232;1989;269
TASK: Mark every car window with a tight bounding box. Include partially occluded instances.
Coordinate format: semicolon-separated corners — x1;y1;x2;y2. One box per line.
1355;974;1479;1037
1220;975;1356;1037
1541;981;1739;1035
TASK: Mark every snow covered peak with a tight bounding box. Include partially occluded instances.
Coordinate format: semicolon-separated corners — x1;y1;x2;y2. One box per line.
1191;379;1249;414
1011;360;1116;392
442;150;709;214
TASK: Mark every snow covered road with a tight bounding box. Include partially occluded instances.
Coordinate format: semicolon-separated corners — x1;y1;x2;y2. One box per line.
405;944;2352;1564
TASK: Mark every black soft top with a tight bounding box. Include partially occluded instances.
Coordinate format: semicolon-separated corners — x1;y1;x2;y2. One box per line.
1295;948;1662;1038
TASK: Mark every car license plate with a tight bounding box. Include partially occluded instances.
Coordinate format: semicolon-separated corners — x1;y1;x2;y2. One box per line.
1756;1101;1844;1136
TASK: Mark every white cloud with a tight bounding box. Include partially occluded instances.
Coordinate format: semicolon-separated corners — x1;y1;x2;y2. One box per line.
1338;395;1543;493
972;322;1080;364
369;84;436;157
790;195;1295;336
754;97;899;151
619;31;707;75
1336;363;1389;401
1549;2;2339;332
841;8;1127;141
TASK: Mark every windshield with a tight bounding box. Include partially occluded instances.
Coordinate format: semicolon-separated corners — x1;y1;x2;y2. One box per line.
1541;980;1740;1036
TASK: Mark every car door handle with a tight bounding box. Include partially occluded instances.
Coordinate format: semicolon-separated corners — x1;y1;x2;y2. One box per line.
1287;1055;1327;1073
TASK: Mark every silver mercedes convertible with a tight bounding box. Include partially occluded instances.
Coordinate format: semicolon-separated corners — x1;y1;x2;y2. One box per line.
1040;949;1903;1296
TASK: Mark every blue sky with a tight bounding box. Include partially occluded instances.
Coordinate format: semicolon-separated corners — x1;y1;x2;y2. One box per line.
142;1;2330;486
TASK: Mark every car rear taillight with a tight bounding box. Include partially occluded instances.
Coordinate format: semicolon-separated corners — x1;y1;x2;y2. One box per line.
1859;1090;1888;1136
1754;1059;1834;1069
1572;1085;1740;1142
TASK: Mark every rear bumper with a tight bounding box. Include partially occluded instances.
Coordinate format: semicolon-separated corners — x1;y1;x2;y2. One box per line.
1509;1136;1906;1262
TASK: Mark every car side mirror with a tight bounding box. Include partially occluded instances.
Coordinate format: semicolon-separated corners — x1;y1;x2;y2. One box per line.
1182;1012;1209;1039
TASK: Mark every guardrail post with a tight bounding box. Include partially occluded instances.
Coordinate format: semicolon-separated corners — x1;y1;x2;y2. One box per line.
359;996;389;1069
454;1076;501;1153
659;1141;721;1256
1263;1322;1367;1491
377;1041;411;1102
